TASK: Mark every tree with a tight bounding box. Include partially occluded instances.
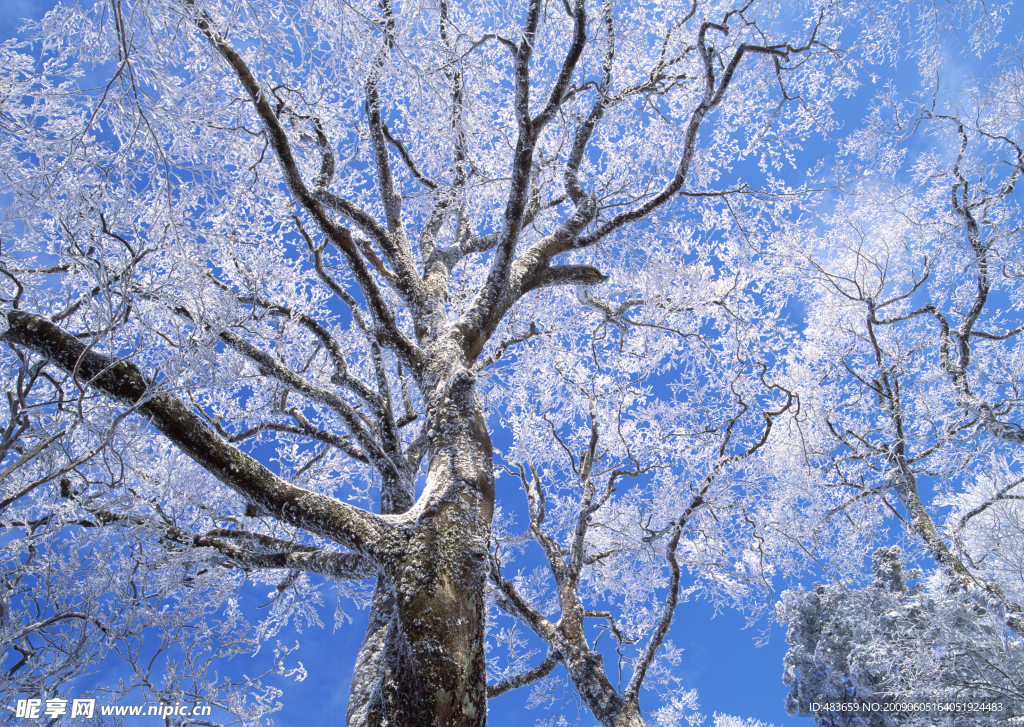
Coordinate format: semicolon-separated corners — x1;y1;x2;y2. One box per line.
780;548;1024;726
771;58;1024;723
0;0;1012;725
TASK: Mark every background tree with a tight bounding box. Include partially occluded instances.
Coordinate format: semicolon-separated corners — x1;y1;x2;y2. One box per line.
0;0;1013;725
773;60;1024;723
781;548;1024;726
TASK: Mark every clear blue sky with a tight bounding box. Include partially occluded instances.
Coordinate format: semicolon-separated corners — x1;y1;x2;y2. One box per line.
4;2;1021;725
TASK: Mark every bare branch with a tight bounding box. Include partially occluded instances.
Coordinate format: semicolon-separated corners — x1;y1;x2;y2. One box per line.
624;524;682;701
486;651;560;698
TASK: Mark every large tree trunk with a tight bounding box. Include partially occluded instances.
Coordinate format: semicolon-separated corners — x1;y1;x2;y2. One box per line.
347;584;394;726
349;366;494;726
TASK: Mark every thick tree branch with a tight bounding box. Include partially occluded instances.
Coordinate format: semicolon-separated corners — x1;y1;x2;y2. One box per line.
564;0;616;206
566;406;601;581
0;310;391;553
186;3;424;371
362;0;425;300
531;0;588;132
90;509;378;580
192;535;377;580
452;0;546;352
489;557;559;643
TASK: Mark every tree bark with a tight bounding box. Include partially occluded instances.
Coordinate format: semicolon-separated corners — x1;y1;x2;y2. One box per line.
347;354;494;726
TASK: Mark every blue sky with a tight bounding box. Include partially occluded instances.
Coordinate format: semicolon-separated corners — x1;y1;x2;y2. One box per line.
3;1;1023;725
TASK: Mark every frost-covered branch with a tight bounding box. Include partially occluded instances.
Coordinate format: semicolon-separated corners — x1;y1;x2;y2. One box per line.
0;310;391;553
486;650;560;698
